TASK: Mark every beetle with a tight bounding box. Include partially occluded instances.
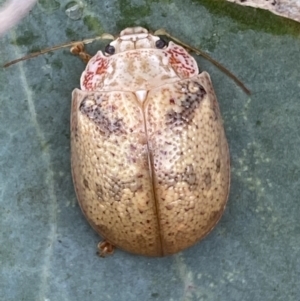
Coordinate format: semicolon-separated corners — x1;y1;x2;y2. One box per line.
5;26;250;257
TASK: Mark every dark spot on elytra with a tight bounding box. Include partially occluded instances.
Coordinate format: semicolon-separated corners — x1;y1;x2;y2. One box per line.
216;158;221;173
203;170;212;189
95;223;109;235
165;81;206;128
96;183;103;200
80;95;126;137
209;210;222;223
157;164;198;190
130;144;137;151
83;178;89;189
211;100;220;121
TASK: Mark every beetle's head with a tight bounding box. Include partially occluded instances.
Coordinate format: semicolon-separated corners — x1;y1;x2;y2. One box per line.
104;27;168;55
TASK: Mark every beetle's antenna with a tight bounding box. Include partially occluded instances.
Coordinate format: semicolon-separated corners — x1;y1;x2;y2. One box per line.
154;28;251;95
3;33;114;68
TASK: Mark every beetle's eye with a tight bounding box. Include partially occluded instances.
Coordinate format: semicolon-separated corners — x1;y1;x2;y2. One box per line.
105;44;115;55
155;38;167;49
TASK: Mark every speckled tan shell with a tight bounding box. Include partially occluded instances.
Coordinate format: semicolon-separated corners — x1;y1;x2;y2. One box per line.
71;27;230;256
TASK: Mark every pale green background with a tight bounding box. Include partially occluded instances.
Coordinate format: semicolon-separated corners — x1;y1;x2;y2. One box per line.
1;1;300;300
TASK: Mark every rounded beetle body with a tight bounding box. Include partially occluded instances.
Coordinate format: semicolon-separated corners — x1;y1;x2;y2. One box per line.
71;27;230;256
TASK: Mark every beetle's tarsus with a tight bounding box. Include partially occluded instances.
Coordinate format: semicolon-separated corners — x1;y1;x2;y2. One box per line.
70;42;92;63
154;28;251;95
97;240;115;257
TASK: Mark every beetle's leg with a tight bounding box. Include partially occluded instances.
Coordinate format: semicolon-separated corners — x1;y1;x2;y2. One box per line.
70;42;92;63
154;29;250;95
97;240;115;257
4;33;115;68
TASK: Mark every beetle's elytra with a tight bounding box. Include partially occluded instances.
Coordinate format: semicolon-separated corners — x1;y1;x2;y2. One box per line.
70;27;230;256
